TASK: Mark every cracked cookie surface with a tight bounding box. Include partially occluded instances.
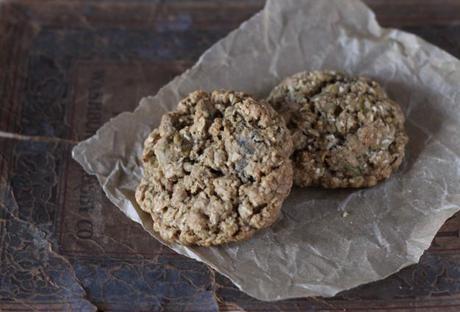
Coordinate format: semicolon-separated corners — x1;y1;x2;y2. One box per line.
136;90;293;246
267;70;408;188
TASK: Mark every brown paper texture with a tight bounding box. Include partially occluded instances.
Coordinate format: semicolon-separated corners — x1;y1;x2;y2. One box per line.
72;0;460;301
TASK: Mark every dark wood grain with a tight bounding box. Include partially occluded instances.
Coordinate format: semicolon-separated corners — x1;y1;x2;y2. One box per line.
365;0;460;26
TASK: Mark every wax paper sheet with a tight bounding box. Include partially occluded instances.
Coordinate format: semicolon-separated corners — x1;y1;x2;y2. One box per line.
72;0;460;301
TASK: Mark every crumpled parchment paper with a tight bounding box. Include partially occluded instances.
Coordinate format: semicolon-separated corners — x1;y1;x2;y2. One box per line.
72;0;460;301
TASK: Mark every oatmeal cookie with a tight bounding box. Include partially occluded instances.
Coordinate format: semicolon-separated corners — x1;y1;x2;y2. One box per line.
267;70;408;188
136;90;293;246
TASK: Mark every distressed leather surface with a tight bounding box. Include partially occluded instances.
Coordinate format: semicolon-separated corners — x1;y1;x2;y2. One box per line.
1;1;460;310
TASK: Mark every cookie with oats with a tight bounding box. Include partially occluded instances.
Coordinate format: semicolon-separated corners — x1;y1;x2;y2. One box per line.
267;70;408;188
136;90;293;246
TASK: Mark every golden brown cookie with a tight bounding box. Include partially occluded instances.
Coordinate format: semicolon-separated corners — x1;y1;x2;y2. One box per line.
267;70;408;188
136;90;293;246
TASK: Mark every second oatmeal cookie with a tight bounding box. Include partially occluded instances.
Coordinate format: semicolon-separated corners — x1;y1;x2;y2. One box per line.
267;70;408;188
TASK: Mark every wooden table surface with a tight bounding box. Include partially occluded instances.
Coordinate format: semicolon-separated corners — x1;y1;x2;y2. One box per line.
1;0;460;311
